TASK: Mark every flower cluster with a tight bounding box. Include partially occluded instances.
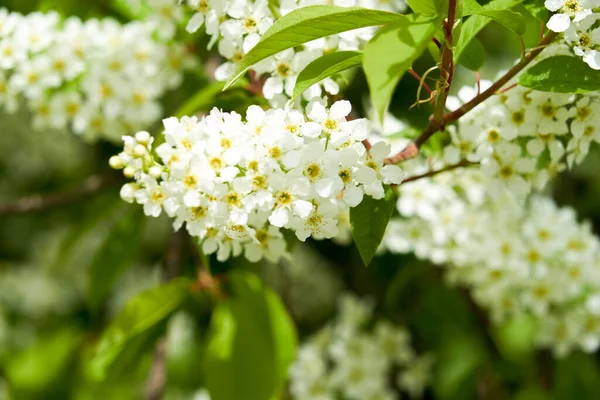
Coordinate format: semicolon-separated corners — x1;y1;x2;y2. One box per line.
111;101;404;263
289;293;433;400
0;9;194;142
383;164;600;357
545;0;600;69
129;0;407;106
445;80;600;198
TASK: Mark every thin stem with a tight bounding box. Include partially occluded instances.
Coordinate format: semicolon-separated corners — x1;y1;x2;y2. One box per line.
400;159;476;184
432;0;457;124
384;31;558;164
408;68;433;95
498;82;518;94
145;340;167;400
268;1;282;19
0;174;117;216
445;31;557;122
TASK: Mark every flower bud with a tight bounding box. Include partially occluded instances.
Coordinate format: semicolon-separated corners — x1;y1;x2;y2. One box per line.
109;155;124;169
135;131;151;145
133;144;147;158
149;166;163;179
123;166;136;178
120;183;138;203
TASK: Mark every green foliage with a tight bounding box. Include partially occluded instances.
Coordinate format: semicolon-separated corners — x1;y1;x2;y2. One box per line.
53;196;130;272
523;0;548;20
458;37;485;70
407;0;448;15
293;51;363;100
204;271;297;400
224;5;404;89
554;352;600;398
350;186;396;266
454;0;526;63
88;206;145;311
519;55;600;94
363;14;438;120
460;0;527;36
434;336;487;399
174;78;250;118
5;328;82;393
90;278;192;381
492;316;537;362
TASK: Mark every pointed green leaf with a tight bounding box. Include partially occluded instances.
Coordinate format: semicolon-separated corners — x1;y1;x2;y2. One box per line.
457;36;485;70
460;0;526;34
293;51;363;100
519;55;600;94
407;0;448;15
454;0;526;62
224;5;405;89
363;14;437;121
90;278;192;381
350;186;396;266
204;271;297;400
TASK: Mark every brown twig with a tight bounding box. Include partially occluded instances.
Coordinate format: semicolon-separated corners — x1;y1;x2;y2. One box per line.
432;0;458;124
145;340;167;400
384;31;558;165
400;159;477;184
0;174;117;216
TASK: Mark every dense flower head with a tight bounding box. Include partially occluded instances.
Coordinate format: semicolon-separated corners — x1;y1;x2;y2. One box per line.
445;79;600;198
0;9;194;142
129;0;407;106
544;1;600;69
383;164;600;357
289;293;432;400
111;101;404;263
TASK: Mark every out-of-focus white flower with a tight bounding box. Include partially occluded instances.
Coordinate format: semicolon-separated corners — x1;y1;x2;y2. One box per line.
0;9;194;142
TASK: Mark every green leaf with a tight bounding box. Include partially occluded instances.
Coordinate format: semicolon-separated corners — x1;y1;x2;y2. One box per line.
293;51;363;100
407;0;448;15
554;352;600;398
363;14;437;121
460;0;526;34
5;328;82;393
204;271;297;400
224;5;404;89
454;0;526;62
434;335;487;400
457;36;485;70
88;206;145;311
174;78;249;118
350;186;396;266
90;278;192;381
491;315;537;362
519;55;600;93
515;386;551;400
523;0;548;20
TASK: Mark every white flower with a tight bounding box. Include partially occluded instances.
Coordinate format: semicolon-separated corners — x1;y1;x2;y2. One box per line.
114;102;394;263
545;0;594;32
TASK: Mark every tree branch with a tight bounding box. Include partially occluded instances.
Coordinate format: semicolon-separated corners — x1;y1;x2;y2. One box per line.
400;159;477;184
384;31;559;165
0;174;118;216
432;0;457;124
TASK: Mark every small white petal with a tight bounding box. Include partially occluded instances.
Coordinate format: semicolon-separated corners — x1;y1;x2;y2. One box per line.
547;13;571;32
